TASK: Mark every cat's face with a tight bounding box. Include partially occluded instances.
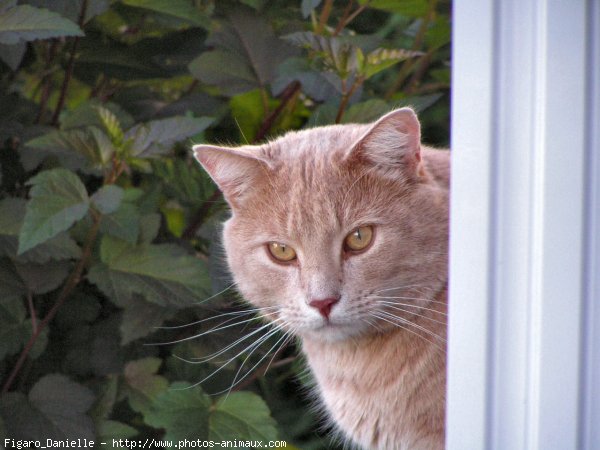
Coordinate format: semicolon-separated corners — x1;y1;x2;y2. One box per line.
194;109;448;342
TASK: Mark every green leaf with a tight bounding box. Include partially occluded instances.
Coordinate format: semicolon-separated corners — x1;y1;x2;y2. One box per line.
273;57;341;102
123;358;169;415
120;294;176;344
143;381;210;440
14;260;71;294
88;236;211;308
25;127;115;169
189;11;294;95
18;168;89;254
25;0;109;25
284;32;359;80
342;99;390;124
97;106;125;148
0;197;82;263
121;0;210;29
152;159;216;208
125;116;213;158
99;201;140;243
301;0;322;18
97;420;139;449
0;4;83;45
210;392;279;442
92;185;124;215
359;0;430;17
0;41;25;70
360;47;421;79
229;90;271;143
60;100;134;132
0;375;95;440
0;295;29;359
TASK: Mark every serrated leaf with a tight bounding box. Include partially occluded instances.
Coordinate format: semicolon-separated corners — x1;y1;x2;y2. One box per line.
359;0;429;17
272;57;341;102
0;41;24;70
14;260;70;294
361;47;421;79
0;4;83;45
24;0;109;24
143;381;210;439
0;198;82;263
99;201;140;243
120;294;177;344
301;0;321;18
151;159;216;208
18;168;89;254
0;375;95;440
139;213;161;244
60;100;135;132
124;358;169;414
0;295;29;359
342;99;390;124
210;392;279;442
96;106;124;147
92;185;124;215
88;236;211;308
125;116;213;158
97;420;138;448
284;31;358;80
121;0;209;29
25;127;115;168
189;11;294;95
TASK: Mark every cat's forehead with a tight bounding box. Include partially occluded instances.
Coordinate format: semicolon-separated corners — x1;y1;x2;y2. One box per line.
268;123;370;161
243;127;392;241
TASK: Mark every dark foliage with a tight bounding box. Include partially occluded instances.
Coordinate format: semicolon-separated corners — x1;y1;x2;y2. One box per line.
0;0;450;446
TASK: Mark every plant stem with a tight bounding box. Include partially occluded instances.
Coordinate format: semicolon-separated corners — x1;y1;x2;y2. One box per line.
384;0;437;99
1;212;102;395
335;76;362;123
333;2;368;36
254;80;301;142
50;0;88;126
26;291;37;334
316;0;334;34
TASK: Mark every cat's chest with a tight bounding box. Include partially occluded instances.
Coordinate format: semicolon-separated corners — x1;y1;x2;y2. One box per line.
302;337;445;450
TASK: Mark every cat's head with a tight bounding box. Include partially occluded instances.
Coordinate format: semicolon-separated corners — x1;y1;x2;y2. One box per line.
193;108;448;343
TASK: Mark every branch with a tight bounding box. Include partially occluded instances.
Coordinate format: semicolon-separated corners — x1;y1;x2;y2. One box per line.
254;80;301;142
333;2;368;36
316;0;334;34
181;190;223;241
1;212;102;395
335;76;363;123
50;0;88;126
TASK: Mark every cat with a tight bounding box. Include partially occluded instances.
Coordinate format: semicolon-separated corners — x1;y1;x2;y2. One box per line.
193;107;449;450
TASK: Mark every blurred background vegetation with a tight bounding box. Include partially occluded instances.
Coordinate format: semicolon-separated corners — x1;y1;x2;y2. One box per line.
0;0;450;447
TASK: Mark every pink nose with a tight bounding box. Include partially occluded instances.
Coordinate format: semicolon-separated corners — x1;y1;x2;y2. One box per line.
309;297;340;319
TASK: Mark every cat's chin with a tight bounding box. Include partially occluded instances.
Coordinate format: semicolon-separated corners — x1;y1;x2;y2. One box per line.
298;321;372;343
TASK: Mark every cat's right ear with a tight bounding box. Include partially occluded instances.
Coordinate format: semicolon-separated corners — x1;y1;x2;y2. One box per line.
193;144;270;207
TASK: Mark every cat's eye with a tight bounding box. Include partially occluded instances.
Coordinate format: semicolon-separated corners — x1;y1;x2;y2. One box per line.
344;226;374;252
267;242;297;263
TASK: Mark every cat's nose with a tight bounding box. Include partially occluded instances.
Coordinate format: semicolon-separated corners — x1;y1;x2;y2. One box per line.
309;297;340;319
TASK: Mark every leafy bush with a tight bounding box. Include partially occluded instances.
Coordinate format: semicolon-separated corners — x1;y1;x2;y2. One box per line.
0;0;450;447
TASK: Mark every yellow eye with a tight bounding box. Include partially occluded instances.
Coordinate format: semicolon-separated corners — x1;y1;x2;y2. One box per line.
267;242;297;262
344;226;374;252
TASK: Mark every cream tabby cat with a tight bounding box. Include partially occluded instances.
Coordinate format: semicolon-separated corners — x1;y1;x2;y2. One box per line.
193;108;449;450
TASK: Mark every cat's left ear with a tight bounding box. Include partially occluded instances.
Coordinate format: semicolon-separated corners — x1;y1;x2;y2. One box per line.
345;107;423;180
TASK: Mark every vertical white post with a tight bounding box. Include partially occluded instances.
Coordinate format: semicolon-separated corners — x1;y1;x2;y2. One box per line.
447;0;600;449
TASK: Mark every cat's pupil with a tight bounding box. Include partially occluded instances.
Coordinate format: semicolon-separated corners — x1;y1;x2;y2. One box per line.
355;229;362;240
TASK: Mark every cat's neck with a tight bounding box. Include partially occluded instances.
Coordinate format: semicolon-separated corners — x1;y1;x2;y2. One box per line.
300;285;447;449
